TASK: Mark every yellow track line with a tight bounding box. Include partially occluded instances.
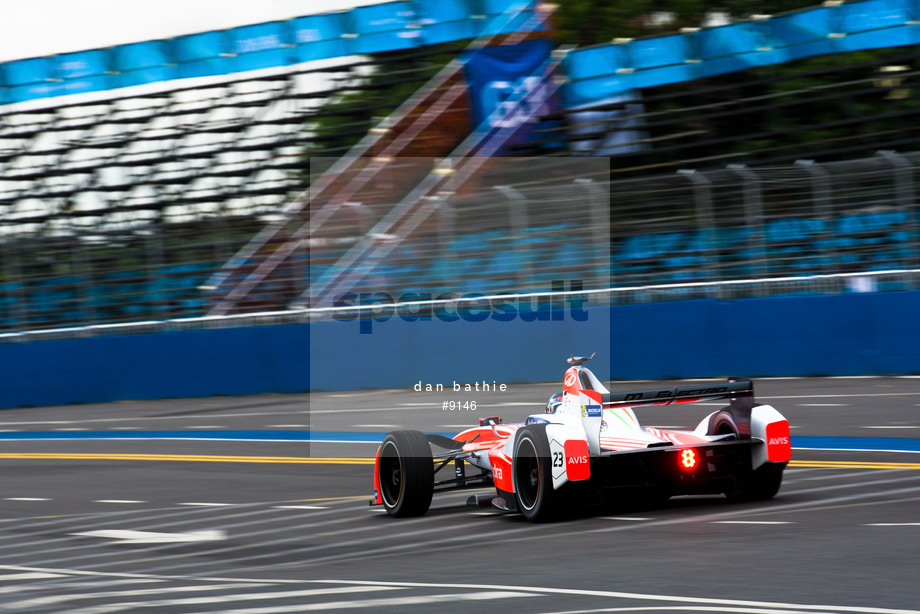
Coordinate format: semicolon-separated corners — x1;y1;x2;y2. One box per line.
0;453;375;465
790;460;920;470
1;454;917;470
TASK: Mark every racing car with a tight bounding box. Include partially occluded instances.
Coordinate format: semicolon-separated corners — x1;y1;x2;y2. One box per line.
371;354;791;521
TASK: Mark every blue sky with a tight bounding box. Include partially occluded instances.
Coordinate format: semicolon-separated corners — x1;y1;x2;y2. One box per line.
0;1;385;63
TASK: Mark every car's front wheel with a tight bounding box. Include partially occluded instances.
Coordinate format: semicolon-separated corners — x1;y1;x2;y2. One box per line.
512;425;559;522
378;430;433;517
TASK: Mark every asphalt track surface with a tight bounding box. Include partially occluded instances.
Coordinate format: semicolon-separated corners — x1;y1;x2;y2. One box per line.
0;377;918;613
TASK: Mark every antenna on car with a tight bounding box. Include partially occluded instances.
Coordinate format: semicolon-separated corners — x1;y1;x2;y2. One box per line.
567;352;596;366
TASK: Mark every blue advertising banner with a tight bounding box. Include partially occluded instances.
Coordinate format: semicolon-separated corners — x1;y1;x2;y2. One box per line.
0;0;539;106
698;22;775;77
563;44;627;81
291;13;350;63
462;38;555;154
173;30;232;80
481;0;539;36
3;57;51;103
563;0;920;107
416;0;479;45
50;50;111;97
629;34;699;89
774;6;837;61
3;0;919;109
837;0;920;51
113;41;175;88
349;1;419;54
463;38;552;127
231;22;295;73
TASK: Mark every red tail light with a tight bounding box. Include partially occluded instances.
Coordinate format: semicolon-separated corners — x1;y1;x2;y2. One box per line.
679;449;697;470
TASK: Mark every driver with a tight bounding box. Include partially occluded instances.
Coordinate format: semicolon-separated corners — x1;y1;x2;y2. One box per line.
545;391;563;414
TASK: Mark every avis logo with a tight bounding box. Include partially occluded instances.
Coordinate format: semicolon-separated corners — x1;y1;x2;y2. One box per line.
769;436;790;446
567;455;588;465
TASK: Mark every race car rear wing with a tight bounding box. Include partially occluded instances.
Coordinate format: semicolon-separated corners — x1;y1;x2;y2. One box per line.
601;379;752;408
602;378;755;437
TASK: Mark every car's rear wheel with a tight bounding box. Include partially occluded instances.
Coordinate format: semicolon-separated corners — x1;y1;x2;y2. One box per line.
707;410;739;438
706;411;784;501
512;425;558;522
745;465;784;500
378;430;433;517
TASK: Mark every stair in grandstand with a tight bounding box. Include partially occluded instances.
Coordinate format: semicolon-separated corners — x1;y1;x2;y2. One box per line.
300;52;568;309
205;4;556;316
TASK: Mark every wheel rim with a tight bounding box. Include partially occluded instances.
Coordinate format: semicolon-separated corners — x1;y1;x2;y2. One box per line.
379;440;402;508
515;437;540;511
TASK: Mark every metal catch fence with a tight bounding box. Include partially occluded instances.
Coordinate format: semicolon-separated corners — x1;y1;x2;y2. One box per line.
2;150;920;335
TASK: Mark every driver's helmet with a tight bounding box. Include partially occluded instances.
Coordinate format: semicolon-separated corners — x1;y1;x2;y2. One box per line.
545;391;564;414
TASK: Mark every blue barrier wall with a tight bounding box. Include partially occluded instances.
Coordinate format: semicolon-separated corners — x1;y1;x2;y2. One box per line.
2;291;920;409
0;326;309;408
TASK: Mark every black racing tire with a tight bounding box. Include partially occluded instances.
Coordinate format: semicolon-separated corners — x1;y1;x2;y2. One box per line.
378;430;434;517
746;464;784;500
512;424;559;522
728;464;784;502
707;410;739;438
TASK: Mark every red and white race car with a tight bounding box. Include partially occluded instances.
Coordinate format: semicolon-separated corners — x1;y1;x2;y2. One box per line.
372;354;791;521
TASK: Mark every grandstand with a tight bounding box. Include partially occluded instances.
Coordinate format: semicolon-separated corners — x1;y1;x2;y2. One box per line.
0;37;476;331
513;47;920;170
2;0;920;337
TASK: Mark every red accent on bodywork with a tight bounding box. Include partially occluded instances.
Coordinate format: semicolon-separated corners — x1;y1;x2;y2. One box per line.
489;444;514;492
765;420;792;463
564;367;580;395
645;427;708;446
371;445;383;505
564;439;591;481
453;425;516;452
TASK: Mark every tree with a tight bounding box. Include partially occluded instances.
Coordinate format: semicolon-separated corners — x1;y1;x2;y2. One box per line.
298;44;459;164
554;0;831;48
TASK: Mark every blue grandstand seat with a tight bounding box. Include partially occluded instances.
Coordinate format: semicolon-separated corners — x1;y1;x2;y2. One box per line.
763;217;829;273
619;232;688;261
461;277;516;295
149;263;214;317
91;270;149;318
713;226;762;277
833;210;914;269
513;231;557;268
0;282;23;328
28;276;87;325
614;232;690;283
484;249;525;277
421;259;455;291
551;243;589;270
663;254;707;282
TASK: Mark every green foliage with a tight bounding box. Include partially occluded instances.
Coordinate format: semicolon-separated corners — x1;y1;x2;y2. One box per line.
295;2;920;175
552;1;920;171
299;45;459;163
554;0;827;48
